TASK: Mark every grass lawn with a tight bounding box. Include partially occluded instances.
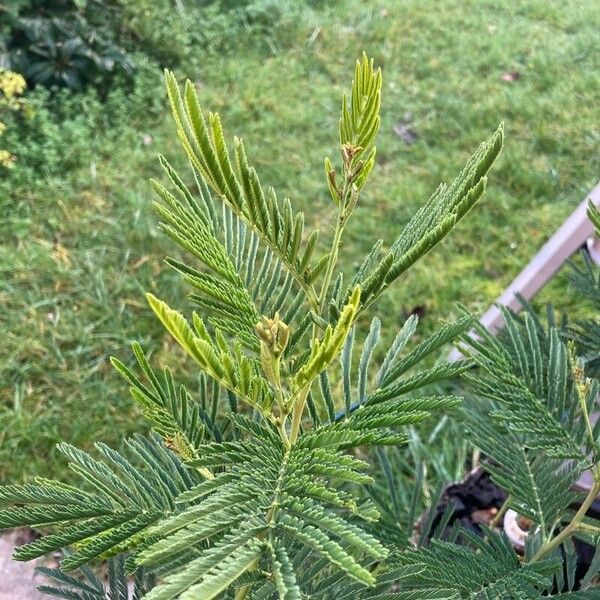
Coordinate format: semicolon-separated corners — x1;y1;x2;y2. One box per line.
2;0;599;482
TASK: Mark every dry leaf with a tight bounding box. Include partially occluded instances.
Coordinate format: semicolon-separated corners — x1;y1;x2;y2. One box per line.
501;71;520;82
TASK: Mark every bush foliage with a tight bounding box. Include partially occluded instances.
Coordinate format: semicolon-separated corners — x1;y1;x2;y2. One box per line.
3;50;600;599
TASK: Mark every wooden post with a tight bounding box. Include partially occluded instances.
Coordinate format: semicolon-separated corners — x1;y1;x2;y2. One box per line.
449;182;600;361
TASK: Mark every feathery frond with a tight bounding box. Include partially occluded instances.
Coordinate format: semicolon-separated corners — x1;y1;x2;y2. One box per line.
295;287;360;389
332;314;473;421
396;528;560;598
340;124;503;313
37;555;155;600
464;407;578;533
133;427;390;597
164;71;324;304
0;436;200;570
462;310;599;461
146;293;276;412
339;53;382;159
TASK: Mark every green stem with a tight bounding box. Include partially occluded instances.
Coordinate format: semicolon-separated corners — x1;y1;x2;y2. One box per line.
490;496;511;531
578;382;595;449
288;387;309;445
277;416;290;449
317;200;346;312
570;345;595;448
530;469;600;563
576;522;600;535
288;170;354;449
234;573;256;600
290;190;348;446
235;449;291;599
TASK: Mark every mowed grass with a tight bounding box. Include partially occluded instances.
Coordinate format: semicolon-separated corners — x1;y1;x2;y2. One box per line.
2;0;599;482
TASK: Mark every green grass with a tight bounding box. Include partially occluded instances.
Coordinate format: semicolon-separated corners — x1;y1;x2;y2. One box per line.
2;0;599;482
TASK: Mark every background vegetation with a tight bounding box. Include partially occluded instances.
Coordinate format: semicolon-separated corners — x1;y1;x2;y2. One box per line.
1;0;599;483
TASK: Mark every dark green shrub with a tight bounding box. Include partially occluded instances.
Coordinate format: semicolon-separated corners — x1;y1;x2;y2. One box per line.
1;1;134;89
0;53;161;191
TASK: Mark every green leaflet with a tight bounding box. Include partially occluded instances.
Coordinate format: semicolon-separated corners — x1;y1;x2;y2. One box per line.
164;70;322;302
295;287;361;389
0;437;200;570
340;52;382;154
339;124;503;312
146;293;275;411
379;315;474;387
324;53;381;205
179;540;263;600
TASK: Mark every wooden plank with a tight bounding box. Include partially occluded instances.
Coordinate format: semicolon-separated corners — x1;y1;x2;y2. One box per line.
448;182;600;361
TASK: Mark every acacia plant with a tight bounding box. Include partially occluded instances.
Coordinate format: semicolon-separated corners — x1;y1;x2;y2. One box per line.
5;53;567;599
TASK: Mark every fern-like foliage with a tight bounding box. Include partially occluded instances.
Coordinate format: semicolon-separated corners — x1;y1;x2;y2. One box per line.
397;527;560;598
136;419;392;599
37;554;155;599
464;305;596;455
1;53;509;599
388;525;600;598
568;201;600;376
330;125;503;317
0;435;201;571
325;52;381;205
110;341;237;462
145;293;276;413
459;305;600;540
164;70;325;308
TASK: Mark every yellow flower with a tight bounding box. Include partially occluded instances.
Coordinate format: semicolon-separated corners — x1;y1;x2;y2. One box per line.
0;149;16;168
0;71;26;100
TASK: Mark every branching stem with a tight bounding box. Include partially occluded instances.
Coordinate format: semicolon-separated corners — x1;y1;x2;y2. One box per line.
489;496;511;531
289;386;310;445
317;194;347;312
530;467;600;563
290;179;353;446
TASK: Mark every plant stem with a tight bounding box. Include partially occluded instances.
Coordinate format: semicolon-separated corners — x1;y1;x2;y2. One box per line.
234;574;256;600
570;344;595;448
530;470;600;563
490;496;511;530
288;387;309;445
288;174;353;448
277;416;290;448
317;200;346;312
576;522;600;535
577;380;595;449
